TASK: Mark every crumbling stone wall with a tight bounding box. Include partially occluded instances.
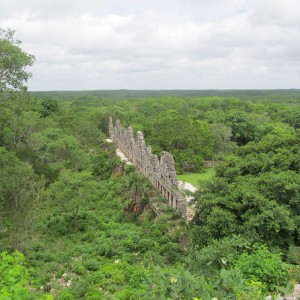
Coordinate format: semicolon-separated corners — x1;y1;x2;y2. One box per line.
109;117;187;218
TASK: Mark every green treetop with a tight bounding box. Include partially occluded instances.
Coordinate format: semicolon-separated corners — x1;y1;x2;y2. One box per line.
0;28;35;93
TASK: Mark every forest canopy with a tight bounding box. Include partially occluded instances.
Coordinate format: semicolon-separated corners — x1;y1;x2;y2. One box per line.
1;29;300;299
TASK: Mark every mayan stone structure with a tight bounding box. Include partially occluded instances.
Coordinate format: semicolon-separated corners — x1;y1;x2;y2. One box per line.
109;117;188;218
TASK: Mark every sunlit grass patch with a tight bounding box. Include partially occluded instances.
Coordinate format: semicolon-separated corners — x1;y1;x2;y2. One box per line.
177;168;215;188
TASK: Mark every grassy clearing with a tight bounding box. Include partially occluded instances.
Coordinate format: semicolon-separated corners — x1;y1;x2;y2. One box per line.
177;168;215;188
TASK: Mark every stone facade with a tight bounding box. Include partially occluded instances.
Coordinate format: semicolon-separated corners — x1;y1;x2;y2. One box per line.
109;117;188;218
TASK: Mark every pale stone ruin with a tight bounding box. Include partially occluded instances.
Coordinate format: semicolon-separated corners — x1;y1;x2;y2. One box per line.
108;117;195;220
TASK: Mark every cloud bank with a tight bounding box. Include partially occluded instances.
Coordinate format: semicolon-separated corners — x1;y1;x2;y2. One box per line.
1;0;300;90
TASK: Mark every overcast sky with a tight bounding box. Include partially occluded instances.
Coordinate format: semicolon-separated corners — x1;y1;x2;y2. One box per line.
1;0;300;90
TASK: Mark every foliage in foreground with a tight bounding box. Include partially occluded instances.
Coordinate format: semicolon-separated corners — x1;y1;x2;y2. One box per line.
0;251;52;300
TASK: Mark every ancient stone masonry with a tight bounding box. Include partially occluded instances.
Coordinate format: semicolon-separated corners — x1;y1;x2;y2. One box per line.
109;117;190;219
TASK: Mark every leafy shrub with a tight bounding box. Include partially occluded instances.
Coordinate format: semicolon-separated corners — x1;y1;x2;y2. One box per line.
85;287;106;299
115;287;146;300
71;278;90;298
0;251;33;299
72;261;86;275
216;268;245;298
35;250;54;263
57;289;74;300
187;234;249;276
81;227;97;242
135;238;153;253
143;266;212;299
0;251;53;299
56;252;71;264
83;258;100;271
288;246;300;282
45;213;73;235
235;244;291;292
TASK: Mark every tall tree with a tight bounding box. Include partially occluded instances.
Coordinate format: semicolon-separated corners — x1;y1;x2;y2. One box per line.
0;28;35;94
119;171;152;214
48;169;97;230
0;147;45;250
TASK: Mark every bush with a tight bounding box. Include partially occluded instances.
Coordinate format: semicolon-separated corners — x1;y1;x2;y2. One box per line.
45;213;73;235
35;250;54;263
57;289;74;300
235;244;291;292
71;278;90;298
0;251;33;299
83;258;100;271
56;252;71;264
288;246;300;282
72;261;86;275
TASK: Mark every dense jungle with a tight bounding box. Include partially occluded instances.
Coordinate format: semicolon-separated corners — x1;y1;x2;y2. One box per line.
1;29;300;299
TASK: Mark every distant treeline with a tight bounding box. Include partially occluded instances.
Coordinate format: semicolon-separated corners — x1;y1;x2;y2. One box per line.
31;89;300;103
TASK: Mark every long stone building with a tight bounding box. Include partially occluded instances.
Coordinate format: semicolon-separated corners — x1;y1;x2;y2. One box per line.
108;117;192;219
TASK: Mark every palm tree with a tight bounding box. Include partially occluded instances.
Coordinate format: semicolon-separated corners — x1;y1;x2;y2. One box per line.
120;172;152;213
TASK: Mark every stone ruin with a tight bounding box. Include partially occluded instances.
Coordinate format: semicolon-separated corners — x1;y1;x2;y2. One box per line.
108;117;192;219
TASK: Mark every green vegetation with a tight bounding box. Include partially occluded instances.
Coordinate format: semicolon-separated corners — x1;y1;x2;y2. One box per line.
31;89;300;103
177;168;216;187
0;28;35;93
1;29;300;299
0;251;53;299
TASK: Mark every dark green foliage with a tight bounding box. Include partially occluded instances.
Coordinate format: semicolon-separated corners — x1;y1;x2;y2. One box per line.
118;170;153;214
82;258;100;271
57;290;74;300
48;170;97;230
71;278;90;298
288;246;300;282
40;99;58;117
194;120;300;247
187;234;250;276
146;116;213;172
235;244;290;292
224;110;261;145
91;148;117;180
57;111;106;149
0;147;45;250
28;128;90;180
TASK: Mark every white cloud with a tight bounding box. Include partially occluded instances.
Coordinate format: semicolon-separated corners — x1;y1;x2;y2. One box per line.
249;0;300;27
1;0;299;90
